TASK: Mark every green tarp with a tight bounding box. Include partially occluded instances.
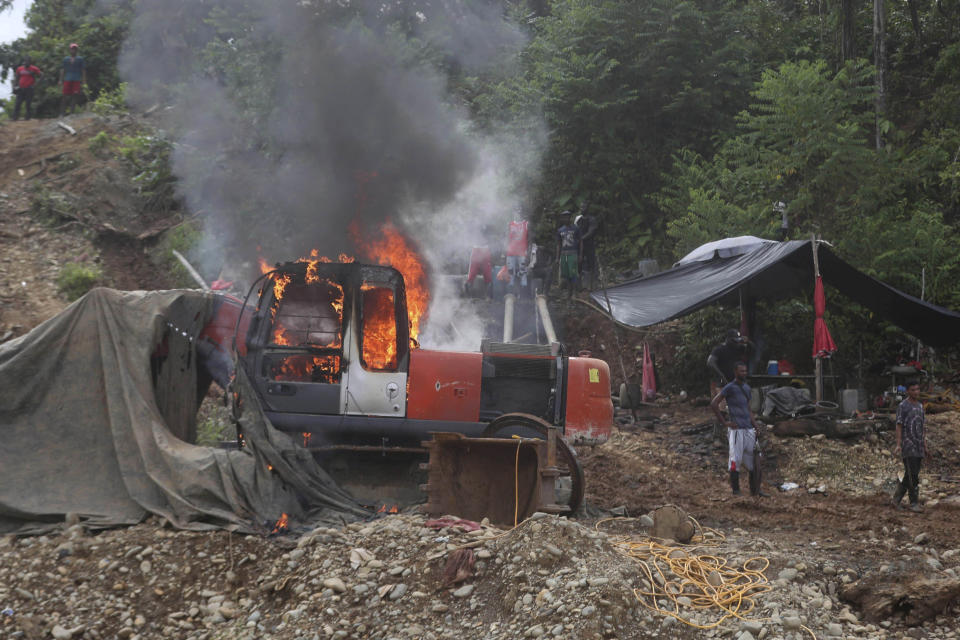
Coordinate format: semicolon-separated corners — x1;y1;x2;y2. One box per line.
0;288;365;535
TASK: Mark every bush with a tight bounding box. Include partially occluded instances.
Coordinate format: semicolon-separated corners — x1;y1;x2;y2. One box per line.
88;130;113;155
89;82;128;116
56;263;102;301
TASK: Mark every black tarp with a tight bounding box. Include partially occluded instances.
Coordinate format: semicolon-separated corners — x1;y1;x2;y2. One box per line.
591;240;960;347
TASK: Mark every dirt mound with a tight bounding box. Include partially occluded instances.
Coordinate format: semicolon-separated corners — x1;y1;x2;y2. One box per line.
0;114;180;339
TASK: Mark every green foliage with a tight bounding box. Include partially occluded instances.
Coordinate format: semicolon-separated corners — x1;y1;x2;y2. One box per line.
0;0;132;118
116;133;174;199
195;397;235;447
56;262;101;301
29;186;74;224
89;82;127;115
155;221;203;287
87;130;113;155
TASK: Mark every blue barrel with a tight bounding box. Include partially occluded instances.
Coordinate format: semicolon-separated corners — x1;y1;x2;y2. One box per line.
766;360;779;375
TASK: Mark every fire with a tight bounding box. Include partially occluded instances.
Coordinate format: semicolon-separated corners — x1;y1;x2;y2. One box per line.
302;432;311;447
355;222;429;341
271;512;289;534
377;504;399;514
361;284;397;370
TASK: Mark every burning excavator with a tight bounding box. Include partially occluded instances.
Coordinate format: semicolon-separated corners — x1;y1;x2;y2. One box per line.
200;235;612;524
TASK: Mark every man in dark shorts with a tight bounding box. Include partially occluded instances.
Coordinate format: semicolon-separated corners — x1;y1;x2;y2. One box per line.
892;381;929;512
556;210;581;298
59;43;86;117
710;362;766;497
707;329;751;397
12;56;43;121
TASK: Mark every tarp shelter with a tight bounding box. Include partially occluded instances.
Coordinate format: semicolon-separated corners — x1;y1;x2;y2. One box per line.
0;288;367;535
591;239;960;347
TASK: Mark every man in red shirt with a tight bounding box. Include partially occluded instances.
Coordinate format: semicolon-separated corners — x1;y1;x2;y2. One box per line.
505;219;529;292
12;56;43;121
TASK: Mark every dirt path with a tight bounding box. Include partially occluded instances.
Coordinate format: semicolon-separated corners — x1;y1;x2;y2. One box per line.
581;404;960;567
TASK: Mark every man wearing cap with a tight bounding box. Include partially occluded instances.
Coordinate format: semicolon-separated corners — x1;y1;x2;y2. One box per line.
59;43;86;117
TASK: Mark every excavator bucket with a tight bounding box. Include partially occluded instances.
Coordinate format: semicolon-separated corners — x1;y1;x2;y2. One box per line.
420;430;569;526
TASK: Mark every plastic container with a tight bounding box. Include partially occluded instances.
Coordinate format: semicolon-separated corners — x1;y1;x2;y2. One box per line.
840;389;859;415
766;360;779;375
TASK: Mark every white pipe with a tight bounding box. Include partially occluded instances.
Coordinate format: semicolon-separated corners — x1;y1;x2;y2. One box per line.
172;249;210;291
503;293;516;343
535;294;557;344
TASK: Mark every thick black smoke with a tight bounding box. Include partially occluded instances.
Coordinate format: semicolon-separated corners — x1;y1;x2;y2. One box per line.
118;0;525;267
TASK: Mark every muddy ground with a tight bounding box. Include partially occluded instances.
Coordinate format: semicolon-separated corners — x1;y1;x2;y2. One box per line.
2;114;960;639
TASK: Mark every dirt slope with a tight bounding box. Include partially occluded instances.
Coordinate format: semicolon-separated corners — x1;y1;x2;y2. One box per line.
0;114;177;339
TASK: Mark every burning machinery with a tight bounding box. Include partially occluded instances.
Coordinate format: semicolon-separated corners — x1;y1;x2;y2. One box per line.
203;259;612;520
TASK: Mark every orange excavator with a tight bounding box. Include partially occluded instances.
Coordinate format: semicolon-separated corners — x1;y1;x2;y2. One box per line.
198;260;613;522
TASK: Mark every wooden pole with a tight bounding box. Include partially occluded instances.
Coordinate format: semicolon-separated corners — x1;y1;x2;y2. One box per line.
811;235;823;402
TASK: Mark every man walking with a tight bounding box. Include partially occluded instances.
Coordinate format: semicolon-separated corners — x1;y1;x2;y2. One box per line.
710;362;766;497
12;56;43;121
59;43;86;117
892;381;929;512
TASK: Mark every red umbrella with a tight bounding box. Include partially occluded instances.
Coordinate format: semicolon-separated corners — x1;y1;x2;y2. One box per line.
812;275;837;358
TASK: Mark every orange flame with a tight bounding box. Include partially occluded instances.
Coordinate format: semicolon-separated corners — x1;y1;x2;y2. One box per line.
361;284;397;370
271;512;289;534
377;504;399;514
355;222;429;341
302;432;312;447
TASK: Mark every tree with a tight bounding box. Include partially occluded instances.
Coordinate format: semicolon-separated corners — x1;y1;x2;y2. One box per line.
0;0;132;118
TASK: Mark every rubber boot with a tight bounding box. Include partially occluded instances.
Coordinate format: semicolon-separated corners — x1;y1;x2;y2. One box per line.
891;483;906;508
729;470;741;496
749;471;768;497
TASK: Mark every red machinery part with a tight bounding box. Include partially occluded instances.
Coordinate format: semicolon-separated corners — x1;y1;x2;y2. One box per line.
406;349;483;422
564;356;613;445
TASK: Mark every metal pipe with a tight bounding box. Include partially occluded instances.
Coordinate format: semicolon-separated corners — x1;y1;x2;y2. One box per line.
172;249;210;291
536;294;557;344
503;293;516;342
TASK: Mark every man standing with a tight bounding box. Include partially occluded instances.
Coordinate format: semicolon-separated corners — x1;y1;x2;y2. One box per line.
892;381;929;512
555;210;581;298
710;362;765;497
59;43;86;117
12;56;43;121
574;211;599;290
505;219;529;292
707;329;750;399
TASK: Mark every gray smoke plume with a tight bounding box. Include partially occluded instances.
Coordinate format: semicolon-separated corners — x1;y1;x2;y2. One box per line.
118;0;542;348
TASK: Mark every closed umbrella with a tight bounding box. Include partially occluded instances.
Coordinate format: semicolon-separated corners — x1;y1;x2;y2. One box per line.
812;276;837;358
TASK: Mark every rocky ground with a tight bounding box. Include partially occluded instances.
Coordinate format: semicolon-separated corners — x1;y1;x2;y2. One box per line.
2;114;960;639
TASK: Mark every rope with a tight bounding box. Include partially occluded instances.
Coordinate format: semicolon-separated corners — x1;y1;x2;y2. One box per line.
513;435;522;528
596;518;788;633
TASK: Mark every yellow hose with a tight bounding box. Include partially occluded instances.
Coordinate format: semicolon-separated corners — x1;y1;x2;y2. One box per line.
596;518;789;632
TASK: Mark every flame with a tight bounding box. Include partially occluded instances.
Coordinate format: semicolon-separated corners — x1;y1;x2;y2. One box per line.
269;354;340;383
302;432;312;447
355;222;429;341
271;512;289;534
361;284;397;370
377;504;399;514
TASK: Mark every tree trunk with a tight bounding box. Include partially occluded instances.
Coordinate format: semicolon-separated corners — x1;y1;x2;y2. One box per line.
907;0;924;45
874;0;887;150
841;0;857;61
